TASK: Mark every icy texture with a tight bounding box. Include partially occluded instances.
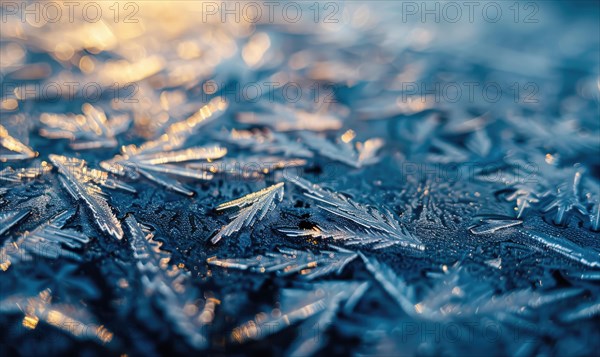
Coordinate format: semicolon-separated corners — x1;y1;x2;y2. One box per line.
0;2;599;356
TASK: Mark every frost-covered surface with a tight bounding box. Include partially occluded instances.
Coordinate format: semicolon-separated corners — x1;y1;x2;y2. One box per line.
0;2;599;356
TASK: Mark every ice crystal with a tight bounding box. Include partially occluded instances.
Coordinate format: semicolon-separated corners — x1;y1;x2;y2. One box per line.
39;104;131;150
281;224;417;250
0;124;37;161
45;156;134;193
207;246;357;279
506;113;599;158
299;131;384;168
2;2;599;355
230;281;365;345
129;96;227;154
358;252;416;315
285;282;370;357
125;215;209;349
0;289;113;344
0;210;90;271
589;201;600;232
187;156;306;180
413;265;584;323
100;98;228;195
518;229;600;268
289;177;424;250
237;102;342;132
360;254;583;325
215;128;313;158
469;216;523;235
101;145;225;195
49;155;123;240
0;161;52;183
560;299;600;322
0;209;30;236
397;179;476;229
542;171;588;225
211;183;284;244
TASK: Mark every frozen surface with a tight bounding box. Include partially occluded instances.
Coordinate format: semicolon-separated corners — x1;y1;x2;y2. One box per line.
1;1;599;356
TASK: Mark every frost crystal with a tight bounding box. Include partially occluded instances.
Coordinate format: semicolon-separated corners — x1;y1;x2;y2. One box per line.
50;154;124;240
0;124;37;161
215;128;314;158
211;183;284;244
187;156;306;179
40;104;131;150
469;217;523;235
2;2;599;354
519;229;600;268
237;102;342;132
299;131;384;168
542;171;588;225
101;146;225;195
358;252;416;315
0;209;30;236
230;281;365;345
361;254;583;326
100;98;228;195
0;289;113;344
560;299;600;322
207;246;357;279
125;215;209;349
0;161;52;183
289;177;424;250
281;224;417;250
0;210;90;271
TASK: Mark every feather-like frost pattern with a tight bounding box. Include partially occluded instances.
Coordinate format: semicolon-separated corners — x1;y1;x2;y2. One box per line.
0;209;90;271
211;183;284;244
49;155;123;240
125;215;210;349
289;177;424;250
